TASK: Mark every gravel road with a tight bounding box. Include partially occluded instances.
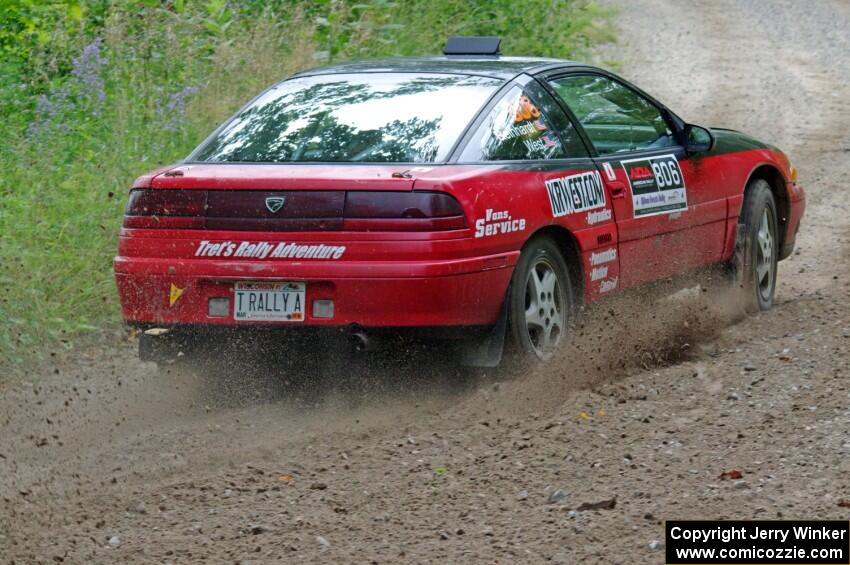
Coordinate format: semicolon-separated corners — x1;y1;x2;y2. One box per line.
2;1;849;563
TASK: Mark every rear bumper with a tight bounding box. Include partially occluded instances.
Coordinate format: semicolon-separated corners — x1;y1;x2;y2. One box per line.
114;254;515;328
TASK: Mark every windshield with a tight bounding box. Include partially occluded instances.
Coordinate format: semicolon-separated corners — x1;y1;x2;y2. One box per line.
190;73;502;164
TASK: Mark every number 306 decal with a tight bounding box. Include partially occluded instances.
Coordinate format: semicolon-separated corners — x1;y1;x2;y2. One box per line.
620;154;688;217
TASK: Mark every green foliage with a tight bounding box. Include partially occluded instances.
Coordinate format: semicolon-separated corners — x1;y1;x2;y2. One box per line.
0;0;613;366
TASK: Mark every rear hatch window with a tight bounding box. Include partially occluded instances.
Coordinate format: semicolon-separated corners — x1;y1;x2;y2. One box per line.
190;73;501;164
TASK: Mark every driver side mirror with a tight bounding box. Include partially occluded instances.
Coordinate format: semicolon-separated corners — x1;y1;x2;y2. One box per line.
685;124;715;154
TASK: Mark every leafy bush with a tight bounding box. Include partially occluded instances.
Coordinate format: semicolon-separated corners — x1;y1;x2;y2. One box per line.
0;0;613;366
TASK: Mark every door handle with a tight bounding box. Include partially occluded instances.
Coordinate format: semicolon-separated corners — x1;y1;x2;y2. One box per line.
608;181;627;199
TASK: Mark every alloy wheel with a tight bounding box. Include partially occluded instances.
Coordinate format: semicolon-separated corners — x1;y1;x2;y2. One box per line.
755;207;775;301
523;257;565;359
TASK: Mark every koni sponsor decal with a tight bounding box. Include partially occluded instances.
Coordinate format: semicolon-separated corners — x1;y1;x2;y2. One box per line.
474;209;527;238
620;154;687;217
195;240;346;260
545;170;606;218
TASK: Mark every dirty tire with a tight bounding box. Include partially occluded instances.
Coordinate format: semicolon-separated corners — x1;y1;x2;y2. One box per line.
733;179;779;312
507;237;574;361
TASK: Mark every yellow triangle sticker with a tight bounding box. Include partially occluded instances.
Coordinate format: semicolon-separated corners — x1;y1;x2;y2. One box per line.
169;284;184;307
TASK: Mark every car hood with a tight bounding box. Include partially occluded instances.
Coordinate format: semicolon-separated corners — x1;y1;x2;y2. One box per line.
709;127;778;154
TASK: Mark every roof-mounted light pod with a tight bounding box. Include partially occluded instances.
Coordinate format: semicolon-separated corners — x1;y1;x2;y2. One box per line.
442;36;501;56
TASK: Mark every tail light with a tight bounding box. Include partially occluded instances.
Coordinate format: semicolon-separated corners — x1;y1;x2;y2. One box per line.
343;191;466;231
123;189;466;231
123;189;206;228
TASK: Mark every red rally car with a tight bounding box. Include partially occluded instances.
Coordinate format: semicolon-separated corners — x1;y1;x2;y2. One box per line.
115;37;805;366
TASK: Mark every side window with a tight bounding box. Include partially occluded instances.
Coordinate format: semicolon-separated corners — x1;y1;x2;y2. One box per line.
548;75;676;155
460;86;567;161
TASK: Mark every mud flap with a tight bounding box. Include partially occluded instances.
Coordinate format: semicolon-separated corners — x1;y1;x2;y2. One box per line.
459;287;509;368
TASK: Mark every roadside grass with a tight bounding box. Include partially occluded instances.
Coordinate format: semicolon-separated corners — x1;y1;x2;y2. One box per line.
0;0;614;368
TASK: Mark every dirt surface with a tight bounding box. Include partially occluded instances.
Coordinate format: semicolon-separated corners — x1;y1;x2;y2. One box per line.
3;1;850;563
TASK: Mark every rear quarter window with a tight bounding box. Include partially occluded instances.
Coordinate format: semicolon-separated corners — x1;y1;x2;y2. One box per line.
459;85;587;161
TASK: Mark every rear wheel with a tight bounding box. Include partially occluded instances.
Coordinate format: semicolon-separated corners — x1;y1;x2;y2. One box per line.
507;237;575;361
732;179;779;311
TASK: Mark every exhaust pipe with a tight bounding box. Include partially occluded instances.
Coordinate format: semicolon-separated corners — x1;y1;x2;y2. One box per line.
350;330;371;352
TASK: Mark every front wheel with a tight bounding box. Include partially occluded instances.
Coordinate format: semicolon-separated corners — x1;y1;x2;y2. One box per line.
507;237;575;361
732;179;779;311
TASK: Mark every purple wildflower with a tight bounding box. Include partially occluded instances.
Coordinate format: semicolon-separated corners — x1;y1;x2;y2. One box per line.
154;85;199;132
28;91;71;138
71;37;108;106
27;38;109;139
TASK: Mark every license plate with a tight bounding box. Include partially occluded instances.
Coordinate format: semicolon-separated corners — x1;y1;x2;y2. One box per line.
233;281;305;322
